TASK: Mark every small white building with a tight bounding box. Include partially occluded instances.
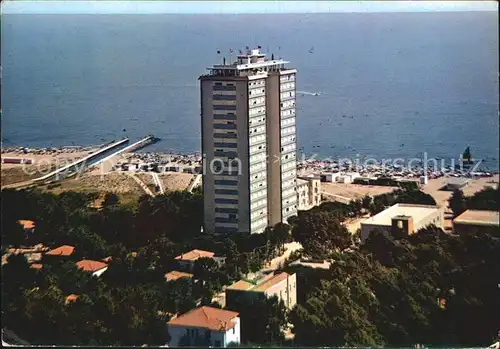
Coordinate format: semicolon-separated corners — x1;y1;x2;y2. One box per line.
336;172;360;184
419;175;428;185
320;172;339;182
167;306;240;347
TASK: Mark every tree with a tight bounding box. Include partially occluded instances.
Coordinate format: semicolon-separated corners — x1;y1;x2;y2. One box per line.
193;257;221;287
362;195;372;210
292;211;351;257
466;187;500;211
102;192;120;207
449;189;467;217
1;219;27;247
226;295;288;345
350;199;363;216
290;279;382;346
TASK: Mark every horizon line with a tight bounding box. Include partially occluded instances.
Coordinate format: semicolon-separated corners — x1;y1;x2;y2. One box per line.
2;1;498;15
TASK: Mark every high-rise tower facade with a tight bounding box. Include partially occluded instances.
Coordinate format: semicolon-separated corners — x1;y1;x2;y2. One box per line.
200;48;297;234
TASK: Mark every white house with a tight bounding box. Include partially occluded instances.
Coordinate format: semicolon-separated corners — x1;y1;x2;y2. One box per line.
167;306;240;347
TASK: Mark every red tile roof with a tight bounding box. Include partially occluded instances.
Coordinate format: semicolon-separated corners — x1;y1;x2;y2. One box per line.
65;294;80;305
175;249;215;261
101;256;113;263
30;263;43;269
168;306;239;332
18;220;35;229
76;260;108;272
46;245;75;257
165;270;194;282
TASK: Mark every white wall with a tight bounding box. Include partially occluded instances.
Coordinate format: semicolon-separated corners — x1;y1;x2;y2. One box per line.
168;320;240;348
92;267;108;278
224;317;241;346
263;274;297;310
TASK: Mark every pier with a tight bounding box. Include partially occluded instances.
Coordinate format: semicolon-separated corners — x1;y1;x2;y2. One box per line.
32;138;130;183
89;135;159;169
4;135;159;189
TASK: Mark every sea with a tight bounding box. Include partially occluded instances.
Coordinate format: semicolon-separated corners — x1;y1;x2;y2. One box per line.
2;12;499;169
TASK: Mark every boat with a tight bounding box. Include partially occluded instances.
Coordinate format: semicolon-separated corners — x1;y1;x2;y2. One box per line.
462;146;473;164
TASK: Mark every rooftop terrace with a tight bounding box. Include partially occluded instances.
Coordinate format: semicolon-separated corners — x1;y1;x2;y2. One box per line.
362;203;440;226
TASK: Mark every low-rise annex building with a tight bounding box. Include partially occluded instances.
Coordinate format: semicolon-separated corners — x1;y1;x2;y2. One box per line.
360;203;443;242
225;272;297;310
452;209;499;236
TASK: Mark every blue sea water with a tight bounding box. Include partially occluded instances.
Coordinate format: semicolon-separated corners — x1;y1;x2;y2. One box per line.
2;12;499;168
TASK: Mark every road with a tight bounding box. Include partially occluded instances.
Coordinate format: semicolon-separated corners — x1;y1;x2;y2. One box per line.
126;172;155;197
152;172;164;194
321;191;351;204
188;174;202;193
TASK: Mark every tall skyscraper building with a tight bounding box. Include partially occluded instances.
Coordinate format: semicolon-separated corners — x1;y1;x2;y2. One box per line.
200;48;297;234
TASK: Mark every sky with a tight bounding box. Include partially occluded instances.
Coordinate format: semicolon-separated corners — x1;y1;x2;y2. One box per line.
1;1;497;15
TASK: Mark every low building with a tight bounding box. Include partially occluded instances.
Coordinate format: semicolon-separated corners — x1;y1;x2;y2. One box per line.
297;177;321;211
360;203;443;242
4;244;49;266
76;259;108;277
167;306;240;347
225;272;297;310
420;175;428;185
45;245;75;257
65;294;80;305
17;220;35;232
444;177;469;191
175;249;216;271
320;172;338;182
336;172;360;184
165;270;194;282
288;259;332;270
452;210;499;236
101;256;113;263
